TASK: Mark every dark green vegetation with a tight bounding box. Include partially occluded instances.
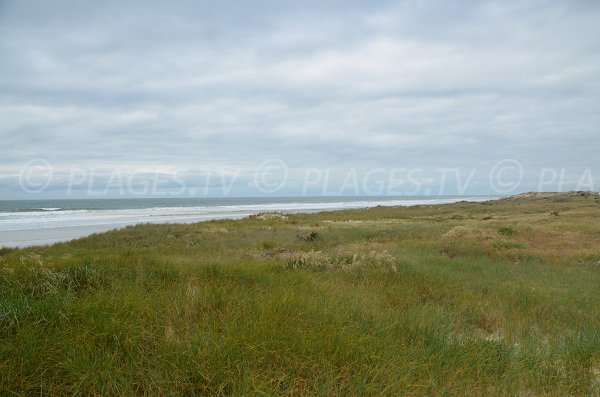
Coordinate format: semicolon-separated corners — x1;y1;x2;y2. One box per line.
1;192;600;396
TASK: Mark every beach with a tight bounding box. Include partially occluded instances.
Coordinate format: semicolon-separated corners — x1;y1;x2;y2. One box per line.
1;193;599;395
0;196;496;247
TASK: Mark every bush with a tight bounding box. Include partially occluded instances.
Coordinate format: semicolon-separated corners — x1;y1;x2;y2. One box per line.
284;250;398;273
299;231;318;241
497;226;516;236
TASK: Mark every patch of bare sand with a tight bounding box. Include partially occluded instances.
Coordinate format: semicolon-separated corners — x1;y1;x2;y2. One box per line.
442;225;498;241
322;219;409;225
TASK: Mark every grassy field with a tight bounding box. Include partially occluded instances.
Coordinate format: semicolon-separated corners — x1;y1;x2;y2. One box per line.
1;192;599;396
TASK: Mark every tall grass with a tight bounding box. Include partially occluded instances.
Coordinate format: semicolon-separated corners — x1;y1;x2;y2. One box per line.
1;192;599;395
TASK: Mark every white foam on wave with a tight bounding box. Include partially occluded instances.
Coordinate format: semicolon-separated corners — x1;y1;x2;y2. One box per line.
0;197;497;232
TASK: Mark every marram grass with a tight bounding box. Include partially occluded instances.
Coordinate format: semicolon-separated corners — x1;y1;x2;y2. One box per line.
1;192;600;396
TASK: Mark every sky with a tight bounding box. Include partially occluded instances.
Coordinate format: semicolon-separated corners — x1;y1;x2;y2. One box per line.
1;0;599;198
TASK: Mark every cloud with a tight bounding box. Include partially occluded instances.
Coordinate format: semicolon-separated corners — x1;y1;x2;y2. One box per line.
0;0;599;197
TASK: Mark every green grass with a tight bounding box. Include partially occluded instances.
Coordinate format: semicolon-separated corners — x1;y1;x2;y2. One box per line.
497;226;517;236
1;192;600;395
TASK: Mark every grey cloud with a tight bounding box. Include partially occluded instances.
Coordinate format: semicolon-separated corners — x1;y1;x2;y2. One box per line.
1;0;599;197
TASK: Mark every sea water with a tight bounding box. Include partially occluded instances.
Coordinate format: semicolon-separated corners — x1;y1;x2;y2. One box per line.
0;196;497;247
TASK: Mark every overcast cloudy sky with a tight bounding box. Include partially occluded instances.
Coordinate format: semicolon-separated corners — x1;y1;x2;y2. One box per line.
1;0;599;198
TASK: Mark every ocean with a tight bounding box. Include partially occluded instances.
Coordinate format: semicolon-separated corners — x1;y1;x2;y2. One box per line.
0;196;497;247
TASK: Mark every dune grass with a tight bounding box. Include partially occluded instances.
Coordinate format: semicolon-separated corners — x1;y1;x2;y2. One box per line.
1;192;600;395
